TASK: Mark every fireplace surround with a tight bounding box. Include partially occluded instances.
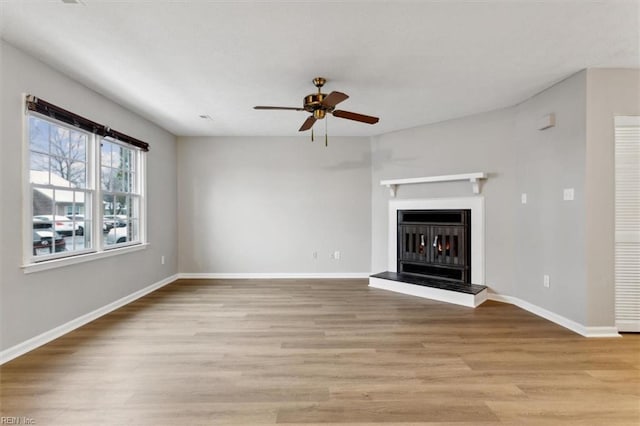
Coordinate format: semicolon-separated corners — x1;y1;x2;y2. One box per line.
370;196;487;307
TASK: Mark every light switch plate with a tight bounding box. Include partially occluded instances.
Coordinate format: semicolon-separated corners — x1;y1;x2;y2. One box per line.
521;193;527;204
563;188;574;201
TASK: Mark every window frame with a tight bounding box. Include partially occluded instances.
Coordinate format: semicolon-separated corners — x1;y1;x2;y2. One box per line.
100;137;146;251
22;98;147;273
26;113;96;262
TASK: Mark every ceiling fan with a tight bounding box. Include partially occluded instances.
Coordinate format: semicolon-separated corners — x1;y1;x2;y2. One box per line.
254;77;379;145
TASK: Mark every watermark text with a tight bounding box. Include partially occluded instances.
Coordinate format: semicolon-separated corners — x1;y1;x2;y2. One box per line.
0;417;36;425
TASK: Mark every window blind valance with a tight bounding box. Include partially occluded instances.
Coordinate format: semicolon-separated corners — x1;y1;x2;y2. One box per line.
25;95;150;152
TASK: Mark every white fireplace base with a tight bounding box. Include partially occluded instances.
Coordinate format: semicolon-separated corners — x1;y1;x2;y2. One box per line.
369;276;487;308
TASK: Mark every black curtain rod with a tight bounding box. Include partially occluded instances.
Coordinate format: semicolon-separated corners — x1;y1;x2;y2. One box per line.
25;95;150;152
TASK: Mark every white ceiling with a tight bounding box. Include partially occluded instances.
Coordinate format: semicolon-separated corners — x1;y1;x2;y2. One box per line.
1;1;638;137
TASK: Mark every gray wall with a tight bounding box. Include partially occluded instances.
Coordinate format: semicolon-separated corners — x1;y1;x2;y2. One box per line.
585;69;640;326
370;108;518;296
0;41;178;351
513;71;588;324
177;136;371;274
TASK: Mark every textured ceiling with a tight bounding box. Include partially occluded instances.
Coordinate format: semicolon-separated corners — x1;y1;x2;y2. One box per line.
1;0;638;137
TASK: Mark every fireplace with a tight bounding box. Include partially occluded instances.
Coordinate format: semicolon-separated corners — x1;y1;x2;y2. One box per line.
397;209;471;283
369;197;486;308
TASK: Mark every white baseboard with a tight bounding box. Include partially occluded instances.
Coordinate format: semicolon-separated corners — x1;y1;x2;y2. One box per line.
177;272;371;279
488;292;620;338
0;274;179;365
369;277;487;308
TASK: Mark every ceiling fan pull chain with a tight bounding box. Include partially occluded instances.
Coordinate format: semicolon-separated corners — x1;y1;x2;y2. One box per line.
325;118;328;147
311;128;314;142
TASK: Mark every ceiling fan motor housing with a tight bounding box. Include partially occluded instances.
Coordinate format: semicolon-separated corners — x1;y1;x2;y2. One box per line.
304;93;332;118
303;77;331;118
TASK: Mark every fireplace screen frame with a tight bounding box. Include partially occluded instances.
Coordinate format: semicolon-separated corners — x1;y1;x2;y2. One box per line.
387;197;485;285
397;209;471;283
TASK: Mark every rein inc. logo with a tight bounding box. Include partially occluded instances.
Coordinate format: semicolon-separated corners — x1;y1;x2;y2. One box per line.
0;418;35;425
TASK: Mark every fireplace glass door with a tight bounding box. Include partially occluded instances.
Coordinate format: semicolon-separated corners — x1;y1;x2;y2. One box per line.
397;210;470;283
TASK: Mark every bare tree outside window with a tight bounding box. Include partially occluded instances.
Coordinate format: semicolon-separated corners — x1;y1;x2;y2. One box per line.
29;117;87;188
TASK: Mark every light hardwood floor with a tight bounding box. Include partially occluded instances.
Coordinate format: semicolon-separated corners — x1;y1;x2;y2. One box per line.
1;278;639;425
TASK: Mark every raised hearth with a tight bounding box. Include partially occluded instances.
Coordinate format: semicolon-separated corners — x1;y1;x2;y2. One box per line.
370;271;488;308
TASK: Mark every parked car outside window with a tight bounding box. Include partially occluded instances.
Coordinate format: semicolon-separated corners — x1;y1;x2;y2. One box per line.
32;228;66;255
103;214;127;232
66;214;86;235
33;215;83;236
106;225;129;245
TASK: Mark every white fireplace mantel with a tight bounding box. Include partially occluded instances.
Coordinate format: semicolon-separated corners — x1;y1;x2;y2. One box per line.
380;172;487;197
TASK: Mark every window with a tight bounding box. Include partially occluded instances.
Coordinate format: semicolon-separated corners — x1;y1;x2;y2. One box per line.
25;96;148;266
101;139;141;247
29;115;93;258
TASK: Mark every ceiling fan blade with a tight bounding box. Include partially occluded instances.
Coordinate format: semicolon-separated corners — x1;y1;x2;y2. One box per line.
299;115;317;131
322;91;349;108
254;106;305;111
332;110;379;124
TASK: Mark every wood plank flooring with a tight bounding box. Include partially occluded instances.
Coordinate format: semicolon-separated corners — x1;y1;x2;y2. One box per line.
1;278;639;425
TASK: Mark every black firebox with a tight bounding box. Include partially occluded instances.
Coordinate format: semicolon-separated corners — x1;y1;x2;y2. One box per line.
397;209;471;283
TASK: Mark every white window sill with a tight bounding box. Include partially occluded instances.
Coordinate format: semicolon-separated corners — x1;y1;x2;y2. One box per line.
22;243;149;274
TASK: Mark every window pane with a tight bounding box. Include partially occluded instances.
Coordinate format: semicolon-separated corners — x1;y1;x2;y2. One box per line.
128;219;139;242
129;195;140;220
48;156;72;187
111;170;123;192
123;195;132;220
114;194;127;216
50;126;70;158
29;116;50;154
103;193;115;215
69;131;87;163
32;224;65;257
129;151;136;172
101;167;112;191
54;189;74;233
30;153;50;185
101;141;112;167
105;225;127;246
69;161;86;188
122;148;132;172
121;172;132;192
129;172;137;192
33;188;53;217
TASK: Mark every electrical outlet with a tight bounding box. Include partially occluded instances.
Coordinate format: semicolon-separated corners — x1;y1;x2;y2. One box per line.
161;255;165;265
543;275;550;288
521;193;527;204
334;250;341;260
312;251;318;260
563;188;574;201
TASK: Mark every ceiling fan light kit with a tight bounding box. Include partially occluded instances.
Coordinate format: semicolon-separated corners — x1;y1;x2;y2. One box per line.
254;77;379;146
